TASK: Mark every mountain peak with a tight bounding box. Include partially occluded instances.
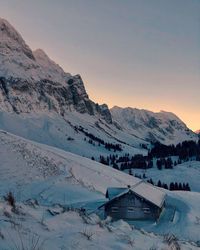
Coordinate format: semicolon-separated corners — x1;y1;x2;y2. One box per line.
0;18;11;30
33;48;49;59
0;18;16;35
0;17;34;60
33;48;68;80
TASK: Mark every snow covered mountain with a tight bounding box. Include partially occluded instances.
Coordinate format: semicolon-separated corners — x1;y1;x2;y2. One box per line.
0;18;145;159
0;18;112;123
111;106;197;145
0;17;198;161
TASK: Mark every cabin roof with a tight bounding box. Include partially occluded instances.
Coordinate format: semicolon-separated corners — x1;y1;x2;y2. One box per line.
104;181;166;209
131;182;166;208
106;187;128;200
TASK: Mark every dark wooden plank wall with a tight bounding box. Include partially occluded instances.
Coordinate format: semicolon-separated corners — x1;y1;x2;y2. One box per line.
105;192;161;220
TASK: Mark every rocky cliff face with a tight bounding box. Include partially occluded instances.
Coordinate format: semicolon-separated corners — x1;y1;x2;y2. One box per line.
0;18;112;123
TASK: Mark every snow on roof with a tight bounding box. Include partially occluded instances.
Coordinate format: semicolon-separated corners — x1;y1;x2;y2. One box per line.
104;181;166;209
106;187;128;200
130;182;166;208
106;181;143;200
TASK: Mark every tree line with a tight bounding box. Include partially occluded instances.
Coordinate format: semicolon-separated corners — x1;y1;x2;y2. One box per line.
91;139;200;171
147;179;191;191
75;125;122;151
149;140;200;160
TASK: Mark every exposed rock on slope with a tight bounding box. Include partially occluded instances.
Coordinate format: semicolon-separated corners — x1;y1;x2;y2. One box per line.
0;18;112;123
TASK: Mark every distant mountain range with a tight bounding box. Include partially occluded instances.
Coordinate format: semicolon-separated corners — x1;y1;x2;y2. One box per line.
110;106;197;145
0;17;198;159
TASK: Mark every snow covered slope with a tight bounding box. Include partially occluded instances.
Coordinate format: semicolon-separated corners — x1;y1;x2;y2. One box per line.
0;130;199;249
1;201;199;250
0;110;147;159
111;106;197;145
131;160;200;192
0;130;141;204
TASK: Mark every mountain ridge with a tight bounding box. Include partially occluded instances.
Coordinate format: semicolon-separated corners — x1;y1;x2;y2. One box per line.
0;17;198;153
0;17;112;123
110;106;197;144
111;105;184;123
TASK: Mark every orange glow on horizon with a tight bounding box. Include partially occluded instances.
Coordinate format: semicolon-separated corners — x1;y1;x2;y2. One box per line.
87;90;199;132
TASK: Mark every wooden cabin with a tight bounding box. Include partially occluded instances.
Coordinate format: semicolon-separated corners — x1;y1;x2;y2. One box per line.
101;181;166;221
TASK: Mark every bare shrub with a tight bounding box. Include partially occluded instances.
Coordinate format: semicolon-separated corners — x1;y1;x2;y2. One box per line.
80;228;95;241
164;234;181;250
4;210;12;218
80;214;90;224
98;216;112;229
24;199;39;208
106;225;113;232
122;235;135;247
8;227;46;250
4;191;16;208
0;230;5;239
127;237;135;247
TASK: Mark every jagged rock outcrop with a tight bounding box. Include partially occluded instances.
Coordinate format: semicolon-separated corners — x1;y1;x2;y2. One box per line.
0;18;112;123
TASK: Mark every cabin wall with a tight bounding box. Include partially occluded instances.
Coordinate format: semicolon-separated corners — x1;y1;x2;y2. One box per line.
105;192;162;220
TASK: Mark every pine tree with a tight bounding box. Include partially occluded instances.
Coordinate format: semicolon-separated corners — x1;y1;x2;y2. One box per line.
178;183;183;190
163;183;168;190
157;160;162;170
157;180;162;187
174;182;178;190
185;183;191;191
170;182;175;191
129;169;133;175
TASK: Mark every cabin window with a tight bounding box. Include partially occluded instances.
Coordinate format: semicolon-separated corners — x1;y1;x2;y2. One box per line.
111;207;119;212
143;208;150;214
128;207;135;212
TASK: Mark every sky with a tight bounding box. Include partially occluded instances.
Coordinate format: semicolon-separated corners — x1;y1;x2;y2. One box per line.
0;0;199;131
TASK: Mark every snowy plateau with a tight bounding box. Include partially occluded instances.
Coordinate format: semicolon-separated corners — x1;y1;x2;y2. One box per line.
0;18;199;249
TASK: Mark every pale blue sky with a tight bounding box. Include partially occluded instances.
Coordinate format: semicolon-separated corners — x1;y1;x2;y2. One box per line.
0;0;199;130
